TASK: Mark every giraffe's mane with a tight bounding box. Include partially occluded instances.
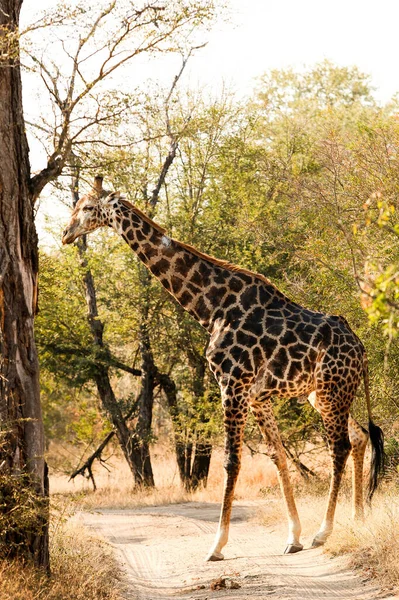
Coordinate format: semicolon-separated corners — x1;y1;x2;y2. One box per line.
118;197;167;234
177;240;278;289
118;196;278;291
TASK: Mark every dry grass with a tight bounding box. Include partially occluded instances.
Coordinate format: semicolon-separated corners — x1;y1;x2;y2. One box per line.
324;490;399;591
0;520;123;600
50;444;279;510
289;479;399;593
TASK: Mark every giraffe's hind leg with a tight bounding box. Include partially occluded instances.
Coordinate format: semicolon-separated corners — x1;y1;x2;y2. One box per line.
250;398;303;554
308;392;368;523
310;391;352;547
348;415;368;520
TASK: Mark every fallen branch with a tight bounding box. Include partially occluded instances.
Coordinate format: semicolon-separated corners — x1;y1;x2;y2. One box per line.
69;430;115;491
69;397;140;490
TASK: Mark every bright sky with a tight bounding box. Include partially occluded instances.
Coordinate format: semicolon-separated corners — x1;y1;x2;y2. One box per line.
22;0;399;243
199;0;399;103
23;0;399;103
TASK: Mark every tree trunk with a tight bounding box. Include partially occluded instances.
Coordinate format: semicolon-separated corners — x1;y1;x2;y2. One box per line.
158;370;211;491
92;367;146;483
191;355;212;490
129;264;159;488
186;353;212;491
132;321;155;487
69;395;140;490
157;371;191;488
190;441;212;490
76;233;153;486
0;0;49;568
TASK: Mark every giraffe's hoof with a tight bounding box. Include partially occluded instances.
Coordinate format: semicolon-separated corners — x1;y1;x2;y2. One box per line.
205;551;224;562
284;543;303;554
311;537;326;548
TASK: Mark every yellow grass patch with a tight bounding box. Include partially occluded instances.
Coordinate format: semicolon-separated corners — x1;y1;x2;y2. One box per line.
0;520;123;600
50;445;279;509
325;491;399;591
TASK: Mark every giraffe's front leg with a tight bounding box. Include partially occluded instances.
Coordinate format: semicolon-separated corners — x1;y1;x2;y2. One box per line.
205;394;247;562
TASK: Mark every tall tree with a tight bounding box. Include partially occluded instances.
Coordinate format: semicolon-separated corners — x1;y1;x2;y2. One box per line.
0;0;49;568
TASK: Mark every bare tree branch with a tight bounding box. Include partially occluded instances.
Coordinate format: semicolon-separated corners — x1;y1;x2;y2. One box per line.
149;46;205;207
27;2;215;202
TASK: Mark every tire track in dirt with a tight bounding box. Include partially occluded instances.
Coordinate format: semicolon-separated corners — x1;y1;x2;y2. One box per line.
79;502;397;600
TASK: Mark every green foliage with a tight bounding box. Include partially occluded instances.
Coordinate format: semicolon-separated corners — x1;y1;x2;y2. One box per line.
37;248;119;450
254;60;375;116
37;249;95;385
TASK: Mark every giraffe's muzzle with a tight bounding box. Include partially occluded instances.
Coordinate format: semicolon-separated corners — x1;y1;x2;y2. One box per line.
62;223;79;244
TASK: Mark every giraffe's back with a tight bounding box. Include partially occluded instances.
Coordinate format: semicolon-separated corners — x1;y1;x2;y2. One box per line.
206;277;364;400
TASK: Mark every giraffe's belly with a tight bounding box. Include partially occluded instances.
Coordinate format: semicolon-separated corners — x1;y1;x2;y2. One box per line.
250;359;315;399
207;340;316;399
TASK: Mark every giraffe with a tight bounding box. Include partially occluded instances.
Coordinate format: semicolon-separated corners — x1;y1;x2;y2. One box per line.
62;176;385;560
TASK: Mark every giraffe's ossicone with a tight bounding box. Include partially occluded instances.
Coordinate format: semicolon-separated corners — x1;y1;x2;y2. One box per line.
62;176;385;561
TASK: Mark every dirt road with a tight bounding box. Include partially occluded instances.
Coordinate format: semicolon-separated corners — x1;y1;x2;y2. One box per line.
79;502;395;600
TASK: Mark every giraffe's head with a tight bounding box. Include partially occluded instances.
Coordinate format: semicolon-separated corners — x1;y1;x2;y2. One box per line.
62;175;113;244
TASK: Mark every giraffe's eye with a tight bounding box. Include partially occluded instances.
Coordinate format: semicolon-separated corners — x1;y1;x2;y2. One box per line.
83;205;95;212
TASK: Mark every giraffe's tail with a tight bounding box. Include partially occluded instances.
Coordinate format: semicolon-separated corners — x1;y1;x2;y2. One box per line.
363;353;385;501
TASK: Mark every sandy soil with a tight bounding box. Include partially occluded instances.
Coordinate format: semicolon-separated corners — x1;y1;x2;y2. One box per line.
79;502;396;600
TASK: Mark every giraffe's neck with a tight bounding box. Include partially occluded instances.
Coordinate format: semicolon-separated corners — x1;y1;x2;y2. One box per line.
108;198;259;331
